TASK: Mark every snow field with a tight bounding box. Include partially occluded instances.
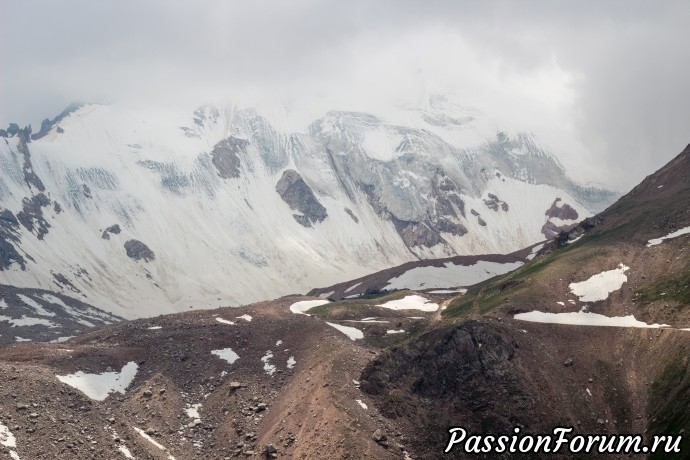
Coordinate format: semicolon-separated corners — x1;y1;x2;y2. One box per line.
289;300;330;315
569;264;629;302
647;225;690;247
376;295;439;312
55;362;139;401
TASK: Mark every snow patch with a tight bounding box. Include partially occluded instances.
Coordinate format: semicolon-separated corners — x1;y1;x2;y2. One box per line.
345;319;390;323
215;317;235;325
0;315;57;328
118;446;134;459
289;299;329;315
133;426;177;459
0;422;18;460
567;234;584;244
647;225;690;247
326;322;364;340
185;403;202;424
49;336;74;343
356;399;368;410
527;243;545;260
514;310;670;329
376;295;439;312
211;348;239;364
261;351;277;375
147;326;162;330
386;329;406;334
236;314;252;322
385;260;523;291
56;362;139;401
569;264;629;302
427;289;467;294
287;356;296;369
344;282;362;293
16;294;55;317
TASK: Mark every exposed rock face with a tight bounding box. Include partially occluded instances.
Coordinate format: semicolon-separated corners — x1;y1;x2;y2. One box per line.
545;198;579;220
211;137;246;179
18;135;45;192
483;193;508;212
101;224;121;240
52;272;81;293
552;215;603;248
16;193;52;240
541;220;565;238
124;239;155;262
395;219;444;249
30;103;82;141
361;321;517;399
541;199;581;238
428;173;467;236
276;170;328;227
0;209;26;270
360;321;533;455
344;208;359;223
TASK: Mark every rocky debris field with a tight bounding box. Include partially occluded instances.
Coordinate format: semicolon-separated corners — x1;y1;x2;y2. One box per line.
0;296;428;459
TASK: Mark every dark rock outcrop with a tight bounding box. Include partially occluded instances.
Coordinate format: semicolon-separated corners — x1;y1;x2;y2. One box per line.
30;103;82;141
361;321;532;456
545;198;579;220
483;193;508;212
16;193;52;240
52;272;81;293
553;215;603;248
18;135;45;192
0;209;26;270
101;224;121;240
541;199;582;238
428;173;467;236
395;220;443;249
124;239;155;262
344;208;359;223
361;321;517;399
211;137;247;179
276;170;328;227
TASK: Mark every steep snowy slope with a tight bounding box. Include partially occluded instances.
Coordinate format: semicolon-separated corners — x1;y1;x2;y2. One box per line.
0;99;615;318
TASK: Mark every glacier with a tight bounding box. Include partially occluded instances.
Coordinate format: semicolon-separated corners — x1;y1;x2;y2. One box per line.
0;99;616;318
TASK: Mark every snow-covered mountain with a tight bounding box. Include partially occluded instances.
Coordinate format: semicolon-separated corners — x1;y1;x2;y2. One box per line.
0;97;616;318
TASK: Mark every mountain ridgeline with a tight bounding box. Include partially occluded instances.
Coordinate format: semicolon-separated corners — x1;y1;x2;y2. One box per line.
0;101;615;318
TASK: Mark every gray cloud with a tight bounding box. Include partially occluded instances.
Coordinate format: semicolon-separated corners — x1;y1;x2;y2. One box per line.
2;0;689;190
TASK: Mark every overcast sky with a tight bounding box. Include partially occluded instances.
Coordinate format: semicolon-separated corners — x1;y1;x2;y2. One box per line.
2;0;688;190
